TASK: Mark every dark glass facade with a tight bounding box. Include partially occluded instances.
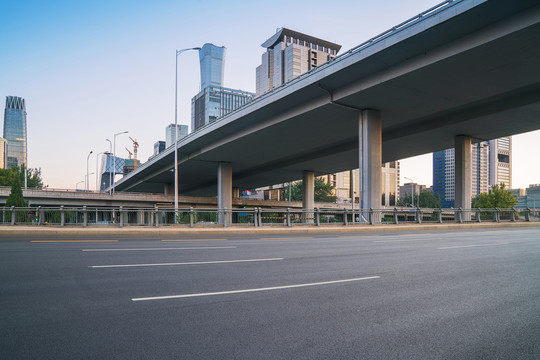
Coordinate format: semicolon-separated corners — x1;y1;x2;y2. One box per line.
3;96;27;168
433;150;452;207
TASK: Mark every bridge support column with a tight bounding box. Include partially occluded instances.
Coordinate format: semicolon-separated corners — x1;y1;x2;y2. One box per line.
218;163;232;225
359;110;382;221
302;171;314;223
164;184;174;195
233;187;240;199
455;135;472;211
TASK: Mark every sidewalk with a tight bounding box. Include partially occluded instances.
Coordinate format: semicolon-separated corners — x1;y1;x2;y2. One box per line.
1;221;539;236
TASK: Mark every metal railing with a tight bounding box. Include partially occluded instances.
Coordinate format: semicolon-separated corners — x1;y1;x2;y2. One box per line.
0;206;538;227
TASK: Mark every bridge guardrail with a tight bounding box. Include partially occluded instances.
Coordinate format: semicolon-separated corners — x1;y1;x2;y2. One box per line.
0;206;537;227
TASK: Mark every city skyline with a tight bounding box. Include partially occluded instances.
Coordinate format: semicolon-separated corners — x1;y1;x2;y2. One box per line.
1;0;539;190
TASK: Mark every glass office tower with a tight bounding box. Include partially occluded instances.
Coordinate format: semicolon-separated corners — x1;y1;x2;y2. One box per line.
199;43;226;89
3;96;27;168
191;43;255;132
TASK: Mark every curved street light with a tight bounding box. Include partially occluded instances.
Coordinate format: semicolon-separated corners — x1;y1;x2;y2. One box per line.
174;47;201;219
86;151;93;191
105;139;112;195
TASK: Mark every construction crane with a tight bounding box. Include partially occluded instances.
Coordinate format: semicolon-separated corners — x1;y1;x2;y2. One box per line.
129;136;139;169
125;148;133;159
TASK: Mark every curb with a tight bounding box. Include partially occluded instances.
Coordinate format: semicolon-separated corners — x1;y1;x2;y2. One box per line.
1;222;539;236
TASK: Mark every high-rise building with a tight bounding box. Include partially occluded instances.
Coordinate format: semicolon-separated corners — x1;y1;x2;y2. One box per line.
433;140;499;208
254;29;344;200
191;43;255;132
489;136;512;188
0;138;7;169
154;141;165;155
331;162;400;206
3;96;27;168
256;28;341;96
165;124;188;148
199;43;226;89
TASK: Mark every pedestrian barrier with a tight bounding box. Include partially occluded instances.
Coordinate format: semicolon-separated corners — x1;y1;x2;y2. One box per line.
0;206;537;227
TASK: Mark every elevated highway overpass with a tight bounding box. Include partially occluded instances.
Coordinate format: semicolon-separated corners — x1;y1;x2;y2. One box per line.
0;187;335;209
114;0;540;214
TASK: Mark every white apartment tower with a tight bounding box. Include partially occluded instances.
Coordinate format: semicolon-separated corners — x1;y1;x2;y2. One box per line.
256;28;341;96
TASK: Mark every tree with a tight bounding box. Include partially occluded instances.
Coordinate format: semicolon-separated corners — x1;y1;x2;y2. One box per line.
0;166;44;189
284;178;337;203
473;183;518;209
6;174;27;207
397;190;441;208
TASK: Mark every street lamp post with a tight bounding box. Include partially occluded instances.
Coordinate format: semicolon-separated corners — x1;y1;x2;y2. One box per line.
86;151;93;191
112;131;128;194
174;47;201;219
96;151;110;192
76;181;84;191
404;177;415;207
105;139;112;195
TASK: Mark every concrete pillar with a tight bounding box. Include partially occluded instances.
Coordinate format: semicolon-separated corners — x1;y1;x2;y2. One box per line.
164;184;174;195
302;171;314;223
137;210;144;225
359;109;382;211
455;135;472;209
218;163;232;225
302;171;314;210
233;187;240;199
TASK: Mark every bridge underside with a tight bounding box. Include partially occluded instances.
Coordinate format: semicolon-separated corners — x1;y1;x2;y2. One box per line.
115;0;540;199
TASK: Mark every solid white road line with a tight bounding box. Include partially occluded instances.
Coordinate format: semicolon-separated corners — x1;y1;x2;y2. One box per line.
31;240;118;243
82;246;236;252
373;238;440;243
131;276;380;301
90;258;283;268
437;243;510;250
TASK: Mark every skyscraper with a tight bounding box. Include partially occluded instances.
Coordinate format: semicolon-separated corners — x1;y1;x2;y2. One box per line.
3;96;27;168
191;43;255;132
199;43;226;89
256;28;341;96
166;124;188;148
433;139;504;208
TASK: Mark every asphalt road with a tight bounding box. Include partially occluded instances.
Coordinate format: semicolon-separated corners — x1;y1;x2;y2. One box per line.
1;228;539;359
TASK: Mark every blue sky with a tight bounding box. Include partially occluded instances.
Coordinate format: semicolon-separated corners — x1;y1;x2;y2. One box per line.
1;0;539;190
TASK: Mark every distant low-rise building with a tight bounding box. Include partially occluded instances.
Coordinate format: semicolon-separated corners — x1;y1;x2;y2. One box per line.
399;183;426;200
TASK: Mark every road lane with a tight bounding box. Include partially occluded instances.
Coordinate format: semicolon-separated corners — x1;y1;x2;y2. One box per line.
1;227;538;359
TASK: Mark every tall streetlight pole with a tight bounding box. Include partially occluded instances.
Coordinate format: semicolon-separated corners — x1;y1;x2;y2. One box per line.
404;177;415;207
105;139;112;195
174;47;201;219
86;151;93;191
96;151;110;192
112;131;128;194
76;181;84;191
